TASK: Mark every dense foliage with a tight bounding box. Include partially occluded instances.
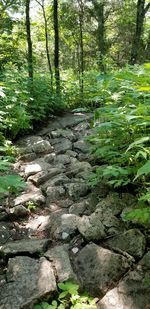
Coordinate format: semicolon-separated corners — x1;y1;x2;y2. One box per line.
88;63;150;224
0;0;150;221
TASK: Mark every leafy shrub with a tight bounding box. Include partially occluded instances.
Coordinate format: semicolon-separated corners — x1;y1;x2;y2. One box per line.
88;64;150;224
0;69;66;139
0;69;31;138
33;281;96;309
0;156;26;197
27;74;66;122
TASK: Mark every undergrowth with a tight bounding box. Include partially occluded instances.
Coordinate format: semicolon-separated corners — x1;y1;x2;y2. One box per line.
0;64;150;227
88;63;150;225
33;281;97;309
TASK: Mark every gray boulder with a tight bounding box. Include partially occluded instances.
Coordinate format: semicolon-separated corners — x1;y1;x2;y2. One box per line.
104;229;146;258
45;245;77;282
50;129;76;141
25;158;54;178
77;213;106;241
53;138;72;154
73;139;89;153
65;182;89;201
9;205;29;219
0;239;50;257
17;136;53;155
0;256;56;309
69;199;90;216
49;211;78;240
66;161;91;177
14;188;45;206
46;186;66;202
97;251;150;309
32;140;53;154
43;174;69;190
96;192;136;216
94;207;123;234
17;136;43;154
66;150;77;158
55;154;71;165
28;167;63;186
44;152;56;164
18;153;37;162
73;121;90;134
74;243;131;297
57;113;92;129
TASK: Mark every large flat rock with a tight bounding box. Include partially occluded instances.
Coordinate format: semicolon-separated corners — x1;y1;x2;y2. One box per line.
0;256;56;309
0;239;50;257
53;138;72;154
97;251;150;309
14;188;45;206
17;136;53;155
104;229;146;259
74;243;131;297
45;245;77;282
57;113;92;129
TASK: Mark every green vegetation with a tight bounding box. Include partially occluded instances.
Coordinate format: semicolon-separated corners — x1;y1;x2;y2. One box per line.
88;63;150;225
0;0;150;221
33;281;96;309
0;158;26;198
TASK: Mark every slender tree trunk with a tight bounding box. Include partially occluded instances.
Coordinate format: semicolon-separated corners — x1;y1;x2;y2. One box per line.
53;0;60;94
25;0;33;80
92;0;106;72
97;2;105;71
78;0;84;102
130;0;150;64
41;0;53;89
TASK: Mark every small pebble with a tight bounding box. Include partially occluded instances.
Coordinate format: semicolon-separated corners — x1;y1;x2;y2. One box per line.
72;247;79;254
62;232;69;240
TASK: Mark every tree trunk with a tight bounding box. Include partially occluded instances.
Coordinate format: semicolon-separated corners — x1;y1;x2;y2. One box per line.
97;2;105;71
130;0;149;64
53;0;60;94
41;0;53;90
25;0;33;80
92;0;106;72
78;0;84;102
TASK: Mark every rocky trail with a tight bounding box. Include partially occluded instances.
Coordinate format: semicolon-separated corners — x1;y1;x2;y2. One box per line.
0;112;150;309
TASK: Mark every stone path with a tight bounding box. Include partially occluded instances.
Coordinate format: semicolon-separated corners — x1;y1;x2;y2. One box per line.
0;112;150;309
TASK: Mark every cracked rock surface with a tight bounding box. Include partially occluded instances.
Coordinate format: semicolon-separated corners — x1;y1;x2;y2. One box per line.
0;112;150;309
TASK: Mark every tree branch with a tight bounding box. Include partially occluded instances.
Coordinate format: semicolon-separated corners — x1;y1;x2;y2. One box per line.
35;0;43;8
144;2;150;15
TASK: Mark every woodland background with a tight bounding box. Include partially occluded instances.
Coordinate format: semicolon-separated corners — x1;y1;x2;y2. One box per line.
0;0;150;219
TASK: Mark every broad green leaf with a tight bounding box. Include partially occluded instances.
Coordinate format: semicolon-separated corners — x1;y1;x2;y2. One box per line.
58;283;67;291
58;291;68;299
126;137;150;152
134;160;150;180
51;300;57;307
58;304;65;309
